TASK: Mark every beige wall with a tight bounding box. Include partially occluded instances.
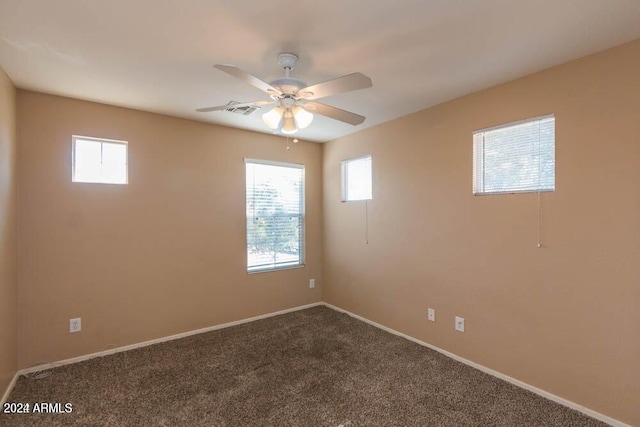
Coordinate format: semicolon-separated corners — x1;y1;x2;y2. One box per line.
10;39;640;423
17;91;322;369
323;39;640;425
0;67;18;396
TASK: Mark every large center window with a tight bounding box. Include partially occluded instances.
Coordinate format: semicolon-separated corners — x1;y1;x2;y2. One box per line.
245;159;305;273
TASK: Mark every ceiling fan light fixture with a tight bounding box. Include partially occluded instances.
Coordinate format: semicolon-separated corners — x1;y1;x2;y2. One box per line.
199;53;372;134
281;110;298;134
293;106;313;129
262;106;284;129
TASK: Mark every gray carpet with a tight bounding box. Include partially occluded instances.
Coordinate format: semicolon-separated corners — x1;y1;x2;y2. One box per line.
2;306;606;426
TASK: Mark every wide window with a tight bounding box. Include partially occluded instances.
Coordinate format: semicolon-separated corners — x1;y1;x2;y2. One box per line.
245;159;304;273
72;136;128;184
342;155;372;201
473;115;555;195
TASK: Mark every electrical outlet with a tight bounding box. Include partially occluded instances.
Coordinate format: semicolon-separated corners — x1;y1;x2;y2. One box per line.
455;316;464;332
309;279;315;289
427;308;436;322
69;318;81;333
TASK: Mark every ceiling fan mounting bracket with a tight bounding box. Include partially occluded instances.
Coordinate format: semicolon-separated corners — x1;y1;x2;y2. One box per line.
277;53;298;71
267;53;306;96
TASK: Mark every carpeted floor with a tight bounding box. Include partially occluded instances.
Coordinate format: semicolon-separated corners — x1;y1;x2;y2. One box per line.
2;306;606;426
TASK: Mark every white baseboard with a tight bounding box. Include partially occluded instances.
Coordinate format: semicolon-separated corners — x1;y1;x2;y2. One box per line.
17;302;323;376
5;300;628;426
322;302;628;427
1;371;19;405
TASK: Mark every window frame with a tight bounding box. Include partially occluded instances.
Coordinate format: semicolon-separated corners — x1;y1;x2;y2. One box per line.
244;158;305;274
72;135;129;185
472;114;555;196
341;154;373;202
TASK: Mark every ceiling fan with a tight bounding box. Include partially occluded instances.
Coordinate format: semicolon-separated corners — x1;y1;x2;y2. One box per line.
196;53;372;135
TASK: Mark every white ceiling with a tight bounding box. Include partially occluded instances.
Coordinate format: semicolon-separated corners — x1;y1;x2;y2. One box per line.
1;0;640;142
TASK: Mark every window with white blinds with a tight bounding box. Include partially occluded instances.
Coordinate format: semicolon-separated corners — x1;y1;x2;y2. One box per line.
342;155;372;201
473;115;555;195
245;159;304;273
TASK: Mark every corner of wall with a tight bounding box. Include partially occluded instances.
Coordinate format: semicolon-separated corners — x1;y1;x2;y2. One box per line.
0;65;19;402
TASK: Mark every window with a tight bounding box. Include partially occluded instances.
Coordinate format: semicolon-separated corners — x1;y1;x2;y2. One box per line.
72;136;128;184
473;115;555;195
342;155;372;201
245;159;304;273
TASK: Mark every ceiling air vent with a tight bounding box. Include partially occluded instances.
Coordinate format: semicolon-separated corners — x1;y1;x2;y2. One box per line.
224;102;260;116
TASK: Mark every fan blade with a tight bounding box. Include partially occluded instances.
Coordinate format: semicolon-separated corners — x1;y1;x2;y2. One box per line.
196;100;274;113
303;102;365;125
214;64;282;96
299;73;372;100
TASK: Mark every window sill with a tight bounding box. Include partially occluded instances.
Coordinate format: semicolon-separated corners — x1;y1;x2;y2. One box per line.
247;264;305;275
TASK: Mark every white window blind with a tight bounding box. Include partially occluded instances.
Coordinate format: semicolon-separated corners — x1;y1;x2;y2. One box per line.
473;115;555;195
245;159;304;273
72;136;128;184
342;155;372;201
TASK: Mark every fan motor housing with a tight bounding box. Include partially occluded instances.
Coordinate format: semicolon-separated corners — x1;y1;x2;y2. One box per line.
270;77;307;95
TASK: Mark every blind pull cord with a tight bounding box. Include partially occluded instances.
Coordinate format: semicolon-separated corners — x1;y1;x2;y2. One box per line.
536;121;542;249
537;191;542;248
365;201;369;245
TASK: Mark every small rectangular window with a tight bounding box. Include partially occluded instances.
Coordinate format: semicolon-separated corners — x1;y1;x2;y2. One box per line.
72;136;128;184
473;115;555;195
342;155;372;201
245;159;305;273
